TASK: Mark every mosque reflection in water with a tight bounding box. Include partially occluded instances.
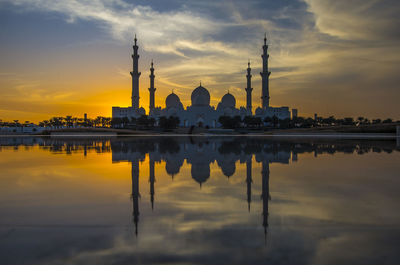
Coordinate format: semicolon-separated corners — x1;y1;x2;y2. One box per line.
1;136;400;265
1;136;398;244
110;137;397;240
112;138;279;239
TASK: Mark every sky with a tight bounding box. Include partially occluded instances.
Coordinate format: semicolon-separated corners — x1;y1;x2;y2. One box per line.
0;0;399;122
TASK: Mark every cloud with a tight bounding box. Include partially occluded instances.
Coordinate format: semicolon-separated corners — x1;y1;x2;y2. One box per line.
1;0;399;120
6;0;228;56
304;0;400;42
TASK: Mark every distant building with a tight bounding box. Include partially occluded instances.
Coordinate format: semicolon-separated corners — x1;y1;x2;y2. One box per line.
112;34;293;127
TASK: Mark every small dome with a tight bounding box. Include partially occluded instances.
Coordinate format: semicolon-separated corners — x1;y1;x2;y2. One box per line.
220;92;236;108
191;85;210;106
166;92;182;109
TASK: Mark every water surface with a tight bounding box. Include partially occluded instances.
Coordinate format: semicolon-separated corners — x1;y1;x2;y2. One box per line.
0;136;399;265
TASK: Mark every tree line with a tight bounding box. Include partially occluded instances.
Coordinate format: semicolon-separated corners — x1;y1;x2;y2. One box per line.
0;115;181;130
0;116;111;128
111;115;180;130
217;115;398;129
0;114;397;130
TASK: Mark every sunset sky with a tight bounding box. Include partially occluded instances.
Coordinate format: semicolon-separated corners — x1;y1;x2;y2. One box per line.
0;0;399;122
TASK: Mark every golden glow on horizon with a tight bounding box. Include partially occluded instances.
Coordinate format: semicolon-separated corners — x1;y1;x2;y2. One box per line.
1;0;399;122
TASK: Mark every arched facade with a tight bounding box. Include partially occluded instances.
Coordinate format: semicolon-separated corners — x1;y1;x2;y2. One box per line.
156;85;234;128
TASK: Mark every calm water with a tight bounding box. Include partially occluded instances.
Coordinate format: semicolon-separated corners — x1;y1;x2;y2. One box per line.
0;136;399;265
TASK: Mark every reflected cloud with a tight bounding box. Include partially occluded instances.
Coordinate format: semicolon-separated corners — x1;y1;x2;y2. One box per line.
0;136;400;264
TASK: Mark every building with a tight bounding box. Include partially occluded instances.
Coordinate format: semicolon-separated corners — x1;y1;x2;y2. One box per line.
112;34;293;127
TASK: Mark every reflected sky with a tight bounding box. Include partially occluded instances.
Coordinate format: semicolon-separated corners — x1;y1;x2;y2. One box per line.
0;136;400;265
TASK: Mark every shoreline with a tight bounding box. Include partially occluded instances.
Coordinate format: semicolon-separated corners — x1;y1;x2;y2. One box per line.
0;132;398;139
1;123;398;139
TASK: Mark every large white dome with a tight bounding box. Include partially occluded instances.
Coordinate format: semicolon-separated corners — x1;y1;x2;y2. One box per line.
220;92;236;108
166;92;182;109
191;85;210;106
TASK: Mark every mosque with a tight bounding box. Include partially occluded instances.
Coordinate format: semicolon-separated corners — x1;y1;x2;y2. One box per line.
112;35;292;127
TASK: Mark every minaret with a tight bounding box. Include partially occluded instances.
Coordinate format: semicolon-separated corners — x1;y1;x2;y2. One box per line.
245;61;253;112
148;60;156;112
246;158;252;212
131;34;141;109
131;160;140;236
149;156;155;210
260;33;271;109
261;161;270;244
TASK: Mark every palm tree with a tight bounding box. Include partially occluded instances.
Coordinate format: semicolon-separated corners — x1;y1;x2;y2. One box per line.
372;119;381;124
272;116;279;128
100;116;109;127
105;117;111;127
59;117;66;128
72;117;78;128
50;117;63;128
243;116;252;128
65;116;73;127
94;116;102;127
78;117;84;127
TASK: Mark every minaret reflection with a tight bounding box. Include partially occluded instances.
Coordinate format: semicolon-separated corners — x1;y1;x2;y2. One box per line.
109;138;296;241
261;161;270;244
149;156;155;210
131;160;140;236
246;158;252;212
80;136;399;246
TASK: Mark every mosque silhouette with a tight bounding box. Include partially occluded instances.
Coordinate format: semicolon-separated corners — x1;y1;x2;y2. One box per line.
112;34;293;127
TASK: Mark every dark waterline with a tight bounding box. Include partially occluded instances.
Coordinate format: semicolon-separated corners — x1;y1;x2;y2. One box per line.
0;136;399;265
